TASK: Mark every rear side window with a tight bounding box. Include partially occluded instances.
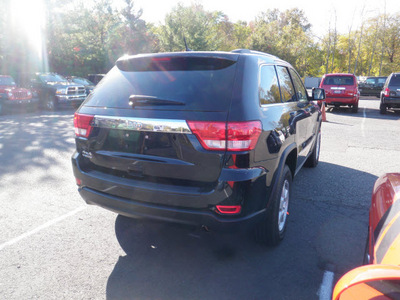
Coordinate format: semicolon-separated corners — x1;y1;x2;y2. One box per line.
323;76;354;86
289;68;308;101
85;56;238;111
276;66;296;102
259;65;281;105
389;74;400;86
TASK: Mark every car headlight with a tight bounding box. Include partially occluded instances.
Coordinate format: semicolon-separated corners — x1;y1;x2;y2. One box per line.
56;88;67;95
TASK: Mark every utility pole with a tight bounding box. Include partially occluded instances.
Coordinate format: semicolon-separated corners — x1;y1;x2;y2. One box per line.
379;1;387;76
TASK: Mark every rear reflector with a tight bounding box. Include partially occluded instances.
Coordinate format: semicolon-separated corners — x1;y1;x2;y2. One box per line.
75;178;82;186
187;120;262;151
74;113;94;138
216;205;242;214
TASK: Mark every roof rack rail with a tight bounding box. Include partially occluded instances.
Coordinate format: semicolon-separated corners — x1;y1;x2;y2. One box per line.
231;49;280;60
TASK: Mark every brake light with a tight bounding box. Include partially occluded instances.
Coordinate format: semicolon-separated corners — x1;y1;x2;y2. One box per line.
384;88;390;97
187;121;262;151
152;57;171;62
74;113;94;138
215;205;242;214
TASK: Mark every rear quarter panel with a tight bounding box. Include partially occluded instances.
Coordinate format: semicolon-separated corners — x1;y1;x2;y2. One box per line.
369;173;400;265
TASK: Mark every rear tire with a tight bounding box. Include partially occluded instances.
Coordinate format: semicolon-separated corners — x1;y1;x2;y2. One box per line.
255;165;292;246
379;102;387;114
352;103;358;113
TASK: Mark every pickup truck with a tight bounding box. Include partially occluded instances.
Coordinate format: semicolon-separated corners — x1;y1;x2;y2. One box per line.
22;73;87;110
358;76;387;97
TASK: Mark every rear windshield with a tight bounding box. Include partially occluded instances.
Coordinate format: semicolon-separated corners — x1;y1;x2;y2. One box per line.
389;74;400;86
323;76;354;86
39;73;68;83
84;56;238;111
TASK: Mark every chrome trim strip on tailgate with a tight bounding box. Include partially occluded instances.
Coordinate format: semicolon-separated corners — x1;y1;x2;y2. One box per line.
92;115;192;134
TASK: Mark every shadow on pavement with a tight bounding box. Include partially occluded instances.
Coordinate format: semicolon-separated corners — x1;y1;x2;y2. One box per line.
0;109;76;181
326;106;400;120
106;162;376;299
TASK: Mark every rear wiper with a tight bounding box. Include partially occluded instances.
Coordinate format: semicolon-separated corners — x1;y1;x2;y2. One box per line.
129;95;185;107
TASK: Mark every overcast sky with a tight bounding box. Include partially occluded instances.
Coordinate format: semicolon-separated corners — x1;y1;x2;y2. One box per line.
133;0;395;38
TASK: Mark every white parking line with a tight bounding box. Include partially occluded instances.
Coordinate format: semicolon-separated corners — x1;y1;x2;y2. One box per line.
0;206;86;251
318;270;335;300
361;106;367;137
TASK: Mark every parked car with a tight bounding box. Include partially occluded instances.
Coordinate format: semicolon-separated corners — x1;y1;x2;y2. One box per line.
72;49;325;246
332;173;400;300
67;76;95;96
358;76;387;97
20;72;87;110
380;72;400;114
304;77;321;89
87;74;105;85
0;75;38;114
319;73;360;112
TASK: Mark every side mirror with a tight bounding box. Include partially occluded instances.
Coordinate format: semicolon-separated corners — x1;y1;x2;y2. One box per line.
332;265;400;300
312;88;325;100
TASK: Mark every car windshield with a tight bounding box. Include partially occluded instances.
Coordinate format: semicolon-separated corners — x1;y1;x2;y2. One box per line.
365;78;376;84
72;78;93;85
0;76;16;86
39;74;68;83
324;76;354;85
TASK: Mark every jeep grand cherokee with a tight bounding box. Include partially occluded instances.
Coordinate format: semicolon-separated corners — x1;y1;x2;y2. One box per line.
72;50;325;245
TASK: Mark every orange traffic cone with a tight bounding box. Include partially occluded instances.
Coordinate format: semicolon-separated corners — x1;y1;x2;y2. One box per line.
321;102;327;122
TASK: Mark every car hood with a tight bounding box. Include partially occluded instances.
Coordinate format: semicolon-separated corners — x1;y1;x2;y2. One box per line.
0;85;31;93
45;81;83;88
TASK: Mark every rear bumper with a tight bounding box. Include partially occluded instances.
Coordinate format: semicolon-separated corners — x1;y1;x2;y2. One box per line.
382;97;400;107
71;152;268;231
325;96;358;105
79;186;266;231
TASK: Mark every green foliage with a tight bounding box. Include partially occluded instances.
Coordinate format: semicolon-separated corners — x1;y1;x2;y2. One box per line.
248;8;322;76
1;1;399;79
156;3;218;51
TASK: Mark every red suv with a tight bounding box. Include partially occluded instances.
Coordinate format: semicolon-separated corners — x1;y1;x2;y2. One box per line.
319;73;359;112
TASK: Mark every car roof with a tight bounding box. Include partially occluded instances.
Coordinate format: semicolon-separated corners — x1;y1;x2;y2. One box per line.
116;49;287;67
324;73;356;77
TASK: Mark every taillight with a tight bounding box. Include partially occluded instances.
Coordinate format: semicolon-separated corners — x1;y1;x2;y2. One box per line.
215;205;242;214
384;88;390;97
74;113;94;138
187;121;262;151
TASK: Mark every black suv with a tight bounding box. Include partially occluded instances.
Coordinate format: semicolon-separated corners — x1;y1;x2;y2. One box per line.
380;73;400;114
72;50;325;245
359;76;387;97
21;73;87;110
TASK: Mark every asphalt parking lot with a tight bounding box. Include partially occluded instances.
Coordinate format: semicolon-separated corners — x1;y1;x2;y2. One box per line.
1;98;400;299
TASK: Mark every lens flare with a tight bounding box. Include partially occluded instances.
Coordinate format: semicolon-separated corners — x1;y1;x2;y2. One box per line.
10;0;48;71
